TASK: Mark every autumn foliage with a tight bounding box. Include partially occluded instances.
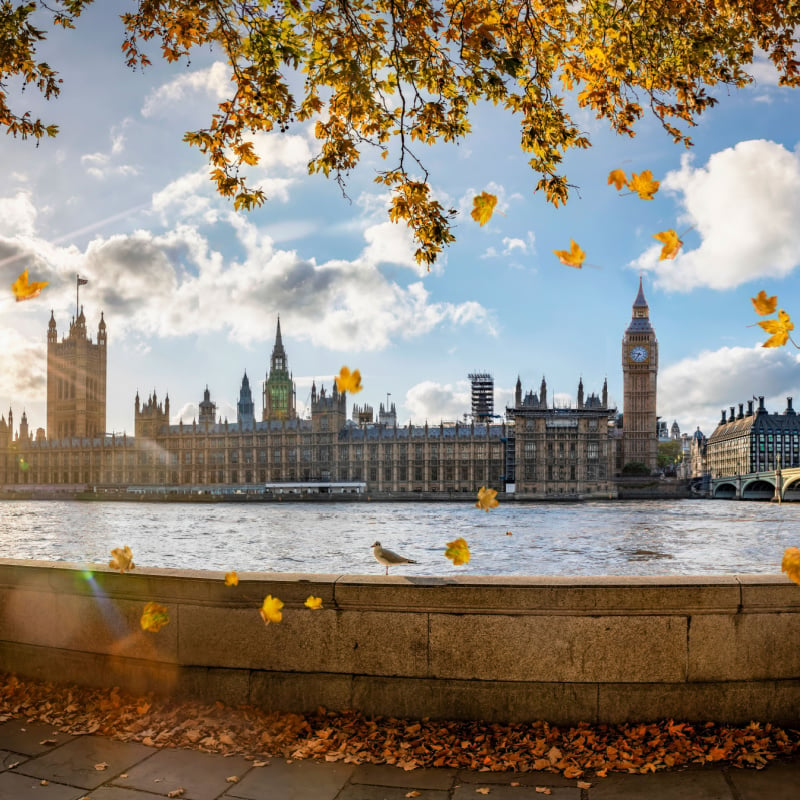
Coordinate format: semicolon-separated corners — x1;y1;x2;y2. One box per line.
5;1;800;264
0;674;797;777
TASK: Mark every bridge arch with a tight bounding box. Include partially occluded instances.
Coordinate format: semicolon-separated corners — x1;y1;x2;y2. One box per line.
712;481;738;499
740;478;775;500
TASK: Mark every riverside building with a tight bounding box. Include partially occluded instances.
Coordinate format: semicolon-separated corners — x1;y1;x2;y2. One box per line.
0;282;659;497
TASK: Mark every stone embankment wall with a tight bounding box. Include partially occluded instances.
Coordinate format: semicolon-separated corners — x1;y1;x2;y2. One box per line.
1;560;798;724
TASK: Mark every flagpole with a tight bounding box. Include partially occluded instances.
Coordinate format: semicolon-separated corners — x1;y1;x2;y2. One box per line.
76;274;79;319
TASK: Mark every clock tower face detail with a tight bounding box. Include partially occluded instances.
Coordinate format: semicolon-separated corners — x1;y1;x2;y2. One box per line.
622;277;658;472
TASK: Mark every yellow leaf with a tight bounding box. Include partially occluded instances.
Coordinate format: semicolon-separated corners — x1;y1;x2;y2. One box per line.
653;229;682;260
782;546;800;586
109;545;135;573
553;239;585;268
140;602;169;633
471;191;498;226
628;169;660;199
607;169;627;190
304;595;323;610
335;366;363;394
260;594;284;625
11;269;48;302
445;537;471;566
758;309;794;347
475;485;499;512
752;290;778;316
224;571;239;586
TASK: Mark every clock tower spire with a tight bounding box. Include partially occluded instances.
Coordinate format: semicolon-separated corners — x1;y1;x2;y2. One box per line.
622;277;658;472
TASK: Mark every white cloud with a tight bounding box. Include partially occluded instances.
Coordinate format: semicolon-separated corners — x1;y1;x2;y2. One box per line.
0;328;46;401
632;140;800;291
361;220;421;272
404;380;513;423
141;62;231;117
250;131;313;173
659;345;800;434
0;192;37;238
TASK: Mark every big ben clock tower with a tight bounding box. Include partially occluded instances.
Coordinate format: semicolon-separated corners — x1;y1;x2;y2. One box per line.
622;277;658;472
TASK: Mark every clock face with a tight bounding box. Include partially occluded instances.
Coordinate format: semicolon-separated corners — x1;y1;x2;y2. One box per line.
629;346;649;362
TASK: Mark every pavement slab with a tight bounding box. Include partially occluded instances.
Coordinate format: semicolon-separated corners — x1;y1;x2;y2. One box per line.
225;758;355;800
0;770;86;800
587;768;732;799
14;736;154;790
0;719;75;756
726;761;800;800
350;764;457;789
110;747;251;800
335;786;449;800
84;788;172;800
453;784;580;799
1;748;27;771
456;771;577;787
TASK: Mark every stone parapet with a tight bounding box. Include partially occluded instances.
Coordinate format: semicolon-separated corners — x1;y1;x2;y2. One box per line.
0;560;797;724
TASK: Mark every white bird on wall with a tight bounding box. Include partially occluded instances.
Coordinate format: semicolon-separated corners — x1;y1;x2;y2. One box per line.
371;541;417;575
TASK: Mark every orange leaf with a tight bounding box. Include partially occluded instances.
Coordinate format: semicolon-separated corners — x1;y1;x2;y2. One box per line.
445;537;471;566
653;229;682;260
757;309;794;347
475;485;499;511
304;595;323;609
628;170;660;199
553;239;585;268
782;546;800;586
471;191;498;226
140;602;169;633
607;169;627;190
109;545;135;573
752;290;778;316
224;571;239;586
335;366;362;394
11;269;48;302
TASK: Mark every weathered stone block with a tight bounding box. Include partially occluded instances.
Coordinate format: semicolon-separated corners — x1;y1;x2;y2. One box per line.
689;613;800;680
248;670;353;712
429;614;686;682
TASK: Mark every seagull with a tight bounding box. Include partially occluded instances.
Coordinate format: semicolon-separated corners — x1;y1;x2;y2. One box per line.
371;541;417;575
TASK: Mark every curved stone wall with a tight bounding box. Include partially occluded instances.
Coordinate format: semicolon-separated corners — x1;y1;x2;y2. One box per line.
1;559;799;724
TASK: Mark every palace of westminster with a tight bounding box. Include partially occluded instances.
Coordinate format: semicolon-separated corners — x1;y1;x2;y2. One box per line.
2;278;784;498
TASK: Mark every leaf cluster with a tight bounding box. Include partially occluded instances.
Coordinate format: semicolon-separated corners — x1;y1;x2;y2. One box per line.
3;2;800;262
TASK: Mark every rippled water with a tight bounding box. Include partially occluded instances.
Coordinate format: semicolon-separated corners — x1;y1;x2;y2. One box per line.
0;498;797;576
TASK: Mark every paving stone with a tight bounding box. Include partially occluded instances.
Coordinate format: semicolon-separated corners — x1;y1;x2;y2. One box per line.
1;749;27;771
727;761;800;800
456;771;576;786
85;787;168;800
0;770;86;800
453;784;579;799
111;747;250;800
588;769;732;799
350;764;456;789
15;736;153;790
224;758;354;800
335;786;449;800
0;720;74;756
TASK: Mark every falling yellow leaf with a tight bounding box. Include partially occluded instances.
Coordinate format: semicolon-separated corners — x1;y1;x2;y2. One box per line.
260;594;284;625
752;290;778;316
335;366;363;394
471;191;498;226
305;595;323;610
445;537;471;566
628;169;660;199
607;169;627;190
224;571;239;587
782;547;800;586
758;309;794;347
109;545;135;573
475;485;499;512
11;269;48;302
653;229;682;260
552;239;585;268
140;602;169;633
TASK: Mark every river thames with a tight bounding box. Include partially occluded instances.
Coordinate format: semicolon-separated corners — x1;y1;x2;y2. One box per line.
0;498;798;576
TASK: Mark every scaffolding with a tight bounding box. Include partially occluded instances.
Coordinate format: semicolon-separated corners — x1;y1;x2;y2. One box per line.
468;373;494;422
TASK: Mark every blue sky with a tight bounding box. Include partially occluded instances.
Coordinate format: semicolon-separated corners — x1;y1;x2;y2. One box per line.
2;2;800;439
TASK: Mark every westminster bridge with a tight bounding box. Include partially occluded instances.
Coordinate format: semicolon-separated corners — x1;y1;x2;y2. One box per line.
710;466;800;500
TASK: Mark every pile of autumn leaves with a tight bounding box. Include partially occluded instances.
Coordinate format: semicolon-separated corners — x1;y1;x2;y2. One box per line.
1;674;798;778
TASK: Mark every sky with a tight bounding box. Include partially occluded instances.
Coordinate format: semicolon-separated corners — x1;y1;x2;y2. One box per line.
2;3;800;439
